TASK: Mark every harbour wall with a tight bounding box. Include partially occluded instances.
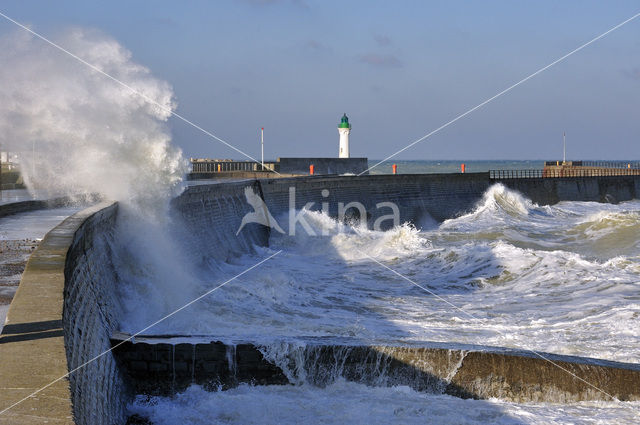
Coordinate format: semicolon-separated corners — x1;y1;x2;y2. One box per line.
499;174;640;205
110;336;640;403
63;202;129;425
0;202;129;425
173;173;640;238
260;173;492;223
170;180;270;264
259;173;640;219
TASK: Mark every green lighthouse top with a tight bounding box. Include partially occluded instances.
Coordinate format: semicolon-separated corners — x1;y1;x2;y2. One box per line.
338;113;351;129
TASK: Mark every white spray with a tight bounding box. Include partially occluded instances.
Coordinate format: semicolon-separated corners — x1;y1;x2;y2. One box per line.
0;28;186;213
0;27;204;328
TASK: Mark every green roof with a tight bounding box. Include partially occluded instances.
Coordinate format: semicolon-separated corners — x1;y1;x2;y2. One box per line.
338;113;351;128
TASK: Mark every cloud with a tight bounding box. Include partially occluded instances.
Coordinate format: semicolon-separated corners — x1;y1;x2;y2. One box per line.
374;34;392;46
359;53;402;68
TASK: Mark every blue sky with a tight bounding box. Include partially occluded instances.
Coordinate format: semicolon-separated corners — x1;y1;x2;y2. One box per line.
1;1;639;160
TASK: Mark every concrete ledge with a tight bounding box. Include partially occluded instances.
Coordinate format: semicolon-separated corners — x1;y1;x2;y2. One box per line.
0;202;115;424
110;335;640;403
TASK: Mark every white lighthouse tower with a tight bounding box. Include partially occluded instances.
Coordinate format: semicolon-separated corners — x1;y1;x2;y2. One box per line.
338;113;351;158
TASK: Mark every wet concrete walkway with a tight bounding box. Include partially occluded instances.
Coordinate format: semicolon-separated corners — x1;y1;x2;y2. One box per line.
0;207;80;332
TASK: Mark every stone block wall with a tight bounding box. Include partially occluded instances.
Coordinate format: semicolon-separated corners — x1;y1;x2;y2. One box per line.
110;337;640;403
169;180;270;264
171;173;640;256
0;202;127;425
63;202;131;425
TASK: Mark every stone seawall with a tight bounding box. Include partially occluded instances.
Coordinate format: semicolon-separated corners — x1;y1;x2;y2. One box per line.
110;336;640;403
497;175;640;205
0;202;128;425
174;174;640;235
260;173;492;223
169;180;270;264
63;202;130;425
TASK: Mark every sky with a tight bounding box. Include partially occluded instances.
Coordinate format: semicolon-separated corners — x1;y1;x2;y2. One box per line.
1;0;639;161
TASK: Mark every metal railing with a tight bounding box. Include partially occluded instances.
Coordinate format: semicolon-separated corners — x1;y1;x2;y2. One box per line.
191;160;277;173
490;168;640;179
490;169;543;179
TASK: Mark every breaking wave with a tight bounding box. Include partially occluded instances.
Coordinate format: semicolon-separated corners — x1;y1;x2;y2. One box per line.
0;28;186;214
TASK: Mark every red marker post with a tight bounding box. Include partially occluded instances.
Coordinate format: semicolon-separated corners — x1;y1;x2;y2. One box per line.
461;163;466;173
392;164;397;174
310;164;315;175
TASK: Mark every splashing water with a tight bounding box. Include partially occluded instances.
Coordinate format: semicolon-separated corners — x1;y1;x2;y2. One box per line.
0;28;186;214
128;381;640;425
0;26;198;330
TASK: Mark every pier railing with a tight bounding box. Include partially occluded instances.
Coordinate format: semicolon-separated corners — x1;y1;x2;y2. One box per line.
490;170;544;179
191;159;278;173
490;168;640;179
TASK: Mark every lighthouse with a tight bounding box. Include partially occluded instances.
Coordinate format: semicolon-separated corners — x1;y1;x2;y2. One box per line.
338;113;351;158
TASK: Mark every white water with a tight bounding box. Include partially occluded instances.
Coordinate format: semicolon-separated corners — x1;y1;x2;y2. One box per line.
124;185;640;364
0;27;191;341
126;184;640;423
129;381;639;425
0;28;185;213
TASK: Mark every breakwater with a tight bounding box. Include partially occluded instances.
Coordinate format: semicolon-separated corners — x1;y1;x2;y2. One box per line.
63;202;129;425
110;335;640;403
0;202;127;425
176;173;640;241
2;172;640;424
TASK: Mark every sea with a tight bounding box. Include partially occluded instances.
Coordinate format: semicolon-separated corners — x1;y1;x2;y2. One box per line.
123;160;640;424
